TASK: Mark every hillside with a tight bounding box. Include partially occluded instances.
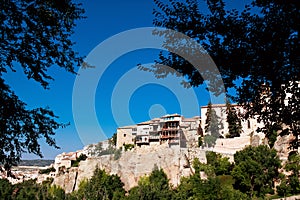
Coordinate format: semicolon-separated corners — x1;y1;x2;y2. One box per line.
19;160;54;167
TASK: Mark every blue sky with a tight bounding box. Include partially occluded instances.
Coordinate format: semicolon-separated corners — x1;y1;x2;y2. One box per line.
4;0;249;159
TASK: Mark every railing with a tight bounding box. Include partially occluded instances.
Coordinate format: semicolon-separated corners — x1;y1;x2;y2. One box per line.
161;127;178;131
160;134;179;139
135;140;149;144
149;136;160;140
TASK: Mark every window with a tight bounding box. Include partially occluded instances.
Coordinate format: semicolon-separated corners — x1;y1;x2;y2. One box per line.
124;134;126;137
247;120;251;129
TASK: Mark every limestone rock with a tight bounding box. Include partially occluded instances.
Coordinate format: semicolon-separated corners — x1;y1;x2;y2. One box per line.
53;146;207;192
273;134;295;161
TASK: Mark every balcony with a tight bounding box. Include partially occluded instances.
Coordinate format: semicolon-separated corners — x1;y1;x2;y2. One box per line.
135;136;149;144
161;127;178;131
160;134;179;139
149;135;160;140
136;140;149;144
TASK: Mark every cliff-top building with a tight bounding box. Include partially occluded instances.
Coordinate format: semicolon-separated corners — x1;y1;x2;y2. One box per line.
117;104;266;152
116;114;201;149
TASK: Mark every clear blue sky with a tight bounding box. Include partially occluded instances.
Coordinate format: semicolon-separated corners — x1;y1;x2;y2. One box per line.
4;0;250;159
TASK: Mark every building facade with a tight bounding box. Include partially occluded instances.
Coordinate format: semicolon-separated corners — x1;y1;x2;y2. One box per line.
116;114;201;149
200;104;264;138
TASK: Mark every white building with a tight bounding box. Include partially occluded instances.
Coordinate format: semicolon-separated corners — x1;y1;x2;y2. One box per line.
116;114;201;149
200;104;264;138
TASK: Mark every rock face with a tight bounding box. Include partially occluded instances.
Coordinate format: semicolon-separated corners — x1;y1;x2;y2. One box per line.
53;144;206;192
274;134;295;161
52;133;278;193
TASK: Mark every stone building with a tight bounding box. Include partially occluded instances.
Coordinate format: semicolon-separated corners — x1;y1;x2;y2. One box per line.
116;125;136;148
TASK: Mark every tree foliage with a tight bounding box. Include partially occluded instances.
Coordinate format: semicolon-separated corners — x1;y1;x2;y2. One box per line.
0;178;13;200
206;151;232;176
127;165;173;200
0;178;65;200
232;145;281;198
147;0;300;148
277;151;300;197
204;102;221;147
225;100;242;138
0;79;66;169
0;0;85;168
174;158;247;200
203;135;217;148
74;167;125;200
71;154;87;167
109;133;117;147
39;166;56;174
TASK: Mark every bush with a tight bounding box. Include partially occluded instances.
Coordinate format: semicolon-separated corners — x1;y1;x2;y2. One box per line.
198;136;203;147
123;144;134;151
203;135;217;147
75;167;125;200
71;154;87;167
114;149;122;160
39;167;56;174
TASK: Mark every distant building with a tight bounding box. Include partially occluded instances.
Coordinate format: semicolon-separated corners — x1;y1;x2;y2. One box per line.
116;114;201;149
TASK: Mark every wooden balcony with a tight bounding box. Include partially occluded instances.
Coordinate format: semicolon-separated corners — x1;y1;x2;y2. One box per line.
161;127;179;131
160;134;179;139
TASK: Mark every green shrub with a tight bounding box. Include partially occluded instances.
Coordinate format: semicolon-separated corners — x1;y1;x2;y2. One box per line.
123;144;134;151
71;154;87;167
39;167;56;174
114;149;122;160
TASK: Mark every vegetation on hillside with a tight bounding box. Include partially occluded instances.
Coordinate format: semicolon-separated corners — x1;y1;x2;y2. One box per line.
0;145;299;199
18;160;54;167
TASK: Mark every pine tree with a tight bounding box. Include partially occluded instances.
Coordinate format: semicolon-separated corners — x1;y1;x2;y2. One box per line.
204;102;221;146
226;101;242;138
205;102;221;138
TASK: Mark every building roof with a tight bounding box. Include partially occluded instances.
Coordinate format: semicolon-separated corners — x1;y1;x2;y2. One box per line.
201;103;240;108
182;117;200;122
161;113;181;118
137;120;153;125
118;125;137;129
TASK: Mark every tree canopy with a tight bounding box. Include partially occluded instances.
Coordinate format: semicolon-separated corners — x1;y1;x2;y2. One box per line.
204;102;220;146
232;145;281;198
0;0;85;168
147;0;299;148
225;100;242;138
127;165;173;200
73;167;125;200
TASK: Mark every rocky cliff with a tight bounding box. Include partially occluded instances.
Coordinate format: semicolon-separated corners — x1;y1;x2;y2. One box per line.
50;133;296;193
53;144;206;193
